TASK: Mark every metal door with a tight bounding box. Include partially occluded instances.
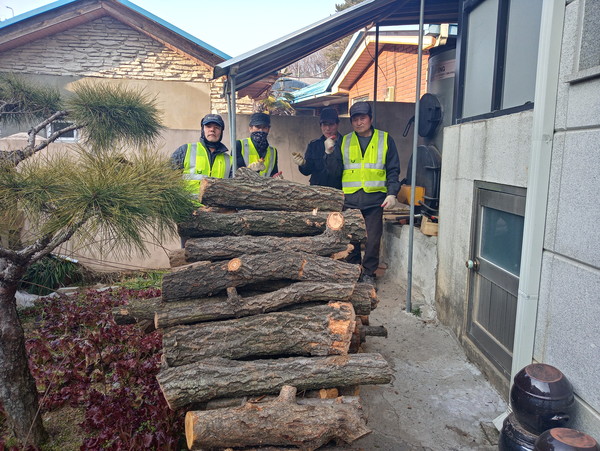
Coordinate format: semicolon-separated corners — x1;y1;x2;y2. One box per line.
467;182;526;379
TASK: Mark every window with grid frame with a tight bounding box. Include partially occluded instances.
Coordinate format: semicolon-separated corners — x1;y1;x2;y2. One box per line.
457;0;543;122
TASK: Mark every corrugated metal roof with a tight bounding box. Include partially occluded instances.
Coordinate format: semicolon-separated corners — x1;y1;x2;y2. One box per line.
214;0;459;92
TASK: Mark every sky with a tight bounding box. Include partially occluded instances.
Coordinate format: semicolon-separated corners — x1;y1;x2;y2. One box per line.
0;0;342;57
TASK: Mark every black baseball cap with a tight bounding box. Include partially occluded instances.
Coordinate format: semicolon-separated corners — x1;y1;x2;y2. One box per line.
249;112;271;127
349;101;372;118
201;114;225;130
319;108;339;124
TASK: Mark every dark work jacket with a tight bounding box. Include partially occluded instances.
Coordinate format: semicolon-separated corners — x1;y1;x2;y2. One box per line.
324;127;401;210
298;132;343;189
235;138;279;177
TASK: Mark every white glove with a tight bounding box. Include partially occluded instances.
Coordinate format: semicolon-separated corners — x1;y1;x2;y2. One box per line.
292;152;305;166
324;137;335;155
247;161;266;172
381;195;397;210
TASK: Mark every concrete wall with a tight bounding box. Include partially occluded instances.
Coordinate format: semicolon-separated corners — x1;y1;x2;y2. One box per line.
435;111;532;392
533;0;600;436
381;222;438;320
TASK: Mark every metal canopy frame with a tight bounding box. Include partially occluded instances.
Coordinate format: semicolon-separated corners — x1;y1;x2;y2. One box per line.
219;0;459;310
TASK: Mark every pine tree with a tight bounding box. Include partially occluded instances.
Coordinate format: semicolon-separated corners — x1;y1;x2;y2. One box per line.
0;74;196;447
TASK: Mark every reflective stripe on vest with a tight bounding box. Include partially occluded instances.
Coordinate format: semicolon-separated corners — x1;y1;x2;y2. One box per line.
341;130;388;194
241;138;276;177
182;142;231;193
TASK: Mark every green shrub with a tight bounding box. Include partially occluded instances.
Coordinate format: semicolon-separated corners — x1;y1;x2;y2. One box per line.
19;255;85;295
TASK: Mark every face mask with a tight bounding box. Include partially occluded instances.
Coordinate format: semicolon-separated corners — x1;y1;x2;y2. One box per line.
251;131;269;152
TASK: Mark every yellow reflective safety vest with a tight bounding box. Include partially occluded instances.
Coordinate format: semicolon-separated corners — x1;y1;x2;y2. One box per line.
341;129;388;194
182;142;231;193
239;138;277;177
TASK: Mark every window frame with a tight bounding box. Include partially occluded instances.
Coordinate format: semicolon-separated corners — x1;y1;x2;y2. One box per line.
46;120;79;143
454;0;536;124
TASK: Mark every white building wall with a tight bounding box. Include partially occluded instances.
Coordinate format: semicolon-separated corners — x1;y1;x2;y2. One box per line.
436;111;532;339
534;0;600;437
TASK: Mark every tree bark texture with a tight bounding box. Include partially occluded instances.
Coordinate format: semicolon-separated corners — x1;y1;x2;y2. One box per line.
0;278;48;447
185;385;370;450
156;353;392;409
111;297;162;326
155;282;375;329
161;303;355;367
161;251;361;302
199;167;344;212
177;209;366;242
183;229;350;262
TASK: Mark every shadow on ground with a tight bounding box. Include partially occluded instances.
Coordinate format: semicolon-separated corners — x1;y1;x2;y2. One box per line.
325;273;507;451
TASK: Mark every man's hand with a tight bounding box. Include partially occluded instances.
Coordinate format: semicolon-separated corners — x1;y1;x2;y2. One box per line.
324;138;335;155
292;152;305;166
381;195;397;210
247;161;266;172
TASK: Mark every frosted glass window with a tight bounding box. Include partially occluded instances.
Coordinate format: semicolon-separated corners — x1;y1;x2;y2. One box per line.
480;206;524;275
502;0;543;109
462;0;498;118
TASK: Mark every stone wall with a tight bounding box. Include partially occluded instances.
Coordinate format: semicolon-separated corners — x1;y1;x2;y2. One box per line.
0;15;254;115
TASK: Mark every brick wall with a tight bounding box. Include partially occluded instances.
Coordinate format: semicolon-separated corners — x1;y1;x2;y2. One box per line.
350;44;429;103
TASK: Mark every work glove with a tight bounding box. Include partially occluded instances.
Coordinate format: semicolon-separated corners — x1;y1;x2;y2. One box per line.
381;195;397;210
247;161;266;172
292;152;305;166
324;137;336;155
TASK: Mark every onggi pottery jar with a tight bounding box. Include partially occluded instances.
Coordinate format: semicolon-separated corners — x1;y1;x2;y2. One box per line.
510;363;574;435
534;428;600;451
499;413;538;451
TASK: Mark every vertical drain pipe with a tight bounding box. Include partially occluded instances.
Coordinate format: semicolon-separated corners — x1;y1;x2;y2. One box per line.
406;0;425;313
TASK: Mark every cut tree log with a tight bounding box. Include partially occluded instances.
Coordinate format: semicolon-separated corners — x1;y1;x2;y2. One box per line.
182;213;352;262
162;302;355;367
156;353;392;409
199;167;344;211
111;297;162;333
155;282;375;329
185;385;370;451
161;251;361;302
167;249;187;268
177;208;366;241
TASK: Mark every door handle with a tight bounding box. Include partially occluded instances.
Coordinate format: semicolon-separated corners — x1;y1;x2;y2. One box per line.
465;259;480;271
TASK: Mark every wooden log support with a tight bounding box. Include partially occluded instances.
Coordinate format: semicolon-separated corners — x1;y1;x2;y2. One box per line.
156;353;392;409
111;297;161;327
183;213;351;262
199;167;344;212
162;303;356;367
155;282;375;329
161;251;361;302
177;208;366;242
185;385;370;451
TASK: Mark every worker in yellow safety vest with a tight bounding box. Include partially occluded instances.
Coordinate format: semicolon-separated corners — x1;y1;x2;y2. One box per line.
171;114;232;195
235;112;279;177
323;101;401;287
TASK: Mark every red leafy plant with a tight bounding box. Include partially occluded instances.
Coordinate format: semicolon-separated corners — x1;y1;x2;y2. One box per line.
2;286;184;450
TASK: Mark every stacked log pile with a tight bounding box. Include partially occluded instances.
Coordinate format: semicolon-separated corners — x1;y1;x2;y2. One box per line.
151;168;392;450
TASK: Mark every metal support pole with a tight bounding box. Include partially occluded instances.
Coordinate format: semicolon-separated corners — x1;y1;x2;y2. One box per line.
227;72;238;175
406;0;425;314
373;24;379;124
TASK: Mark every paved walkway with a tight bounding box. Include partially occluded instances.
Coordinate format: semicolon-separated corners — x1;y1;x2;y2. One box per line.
327;275;507;450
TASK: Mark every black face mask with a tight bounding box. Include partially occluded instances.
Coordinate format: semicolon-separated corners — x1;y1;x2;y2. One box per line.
251;131;269;152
